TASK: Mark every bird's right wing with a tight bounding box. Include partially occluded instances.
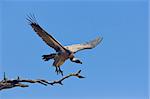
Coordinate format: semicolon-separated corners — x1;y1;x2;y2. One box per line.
64;37;103;53
27;15;66;52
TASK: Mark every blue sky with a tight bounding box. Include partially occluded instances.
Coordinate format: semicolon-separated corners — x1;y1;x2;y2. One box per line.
0;0;148;99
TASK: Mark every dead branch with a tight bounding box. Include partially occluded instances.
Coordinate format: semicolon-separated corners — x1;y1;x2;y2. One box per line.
49;70;85;85
0;70;85;91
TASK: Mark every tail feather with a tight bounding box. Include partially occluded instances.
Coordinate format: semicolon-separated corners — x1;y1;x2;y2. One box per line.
42;54;56;61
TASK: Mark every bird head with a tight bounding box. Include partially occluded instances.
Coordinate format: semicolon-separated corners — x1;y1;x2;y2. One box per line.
72;58;82;64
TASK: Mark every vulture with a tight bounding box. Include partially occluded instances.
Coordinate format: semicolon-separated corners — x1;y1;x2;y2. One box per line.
27;15;103;76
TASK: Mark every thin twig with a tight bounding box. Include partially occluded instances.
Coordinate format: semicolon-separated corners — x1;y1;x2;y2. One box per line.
49;70;85;85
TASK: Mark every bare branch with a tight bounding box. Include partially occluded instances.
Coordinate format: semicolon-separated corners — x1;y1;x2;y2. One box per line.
0;70;84;91
49;70;85;85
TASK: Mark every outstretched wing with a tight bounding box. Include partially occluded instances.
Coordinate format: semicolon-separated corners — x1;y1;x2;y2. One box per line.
64;37;103;53
27;14;66;52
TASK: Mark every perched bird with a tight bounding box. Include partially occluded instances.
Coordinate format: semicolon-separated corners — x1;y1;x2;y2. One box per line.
27;14;103;76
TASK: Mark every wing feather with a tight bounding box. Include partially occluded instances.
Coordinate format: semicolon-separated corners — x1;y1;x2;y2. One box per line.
27;15;66;52
64;37;103;53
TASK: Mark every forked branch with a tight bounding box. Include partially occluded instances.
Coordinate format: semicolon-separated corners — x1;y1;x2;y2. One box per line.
49;70;85;85
0;70;84;91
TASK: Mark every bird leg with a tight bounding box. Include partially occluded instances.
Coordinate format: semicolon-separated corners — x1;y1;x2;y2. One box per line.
55;67;59;75
58;67;63;76
55;67;63;76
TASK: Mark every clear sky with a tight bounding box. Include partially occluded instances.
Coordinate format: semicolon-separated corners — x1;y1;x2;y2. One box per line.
0;0;148;99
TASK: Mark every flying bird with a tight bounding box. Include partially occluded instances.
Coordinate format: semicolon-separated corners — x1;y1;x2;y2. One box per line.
27;15;103;76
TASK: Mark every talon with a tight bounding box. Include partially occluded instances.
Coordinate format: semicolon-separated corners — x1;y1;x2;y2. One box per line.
55;67;59;75
55;67;63;76
59;67;63;76
60;70;63;76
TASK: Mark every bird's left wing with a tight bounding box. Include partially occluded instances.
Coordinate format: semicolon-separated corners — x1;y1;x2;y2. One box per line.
27;15;66;52
64;36;103;53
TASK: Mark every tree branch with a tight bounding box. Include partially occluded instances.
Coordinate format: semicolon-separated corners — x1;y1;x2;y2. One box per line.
0;70;85;91
49;70;85;85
